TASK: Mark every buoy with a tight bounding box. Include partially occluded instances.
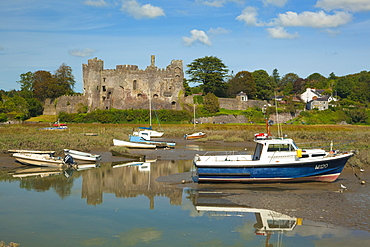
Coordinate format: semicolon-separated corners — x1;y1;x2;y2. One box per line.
182;180;186;184
361;180;366;185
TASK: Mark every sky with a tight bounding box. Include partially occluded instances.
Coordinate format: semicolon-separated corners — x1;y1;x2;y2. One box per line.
1;0;370;93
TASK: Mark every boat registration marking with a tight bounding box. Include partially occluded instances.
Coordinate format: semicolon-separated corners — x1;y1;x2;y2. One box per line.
315;164;328;169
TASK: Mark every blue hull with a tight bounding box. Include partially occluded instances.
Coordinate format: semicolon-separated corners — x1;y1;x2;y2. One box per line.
195;155;352;183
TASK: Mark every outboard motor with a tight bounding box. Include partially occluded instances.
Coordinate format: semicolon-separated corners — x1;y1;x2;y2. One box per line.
63;154;75;165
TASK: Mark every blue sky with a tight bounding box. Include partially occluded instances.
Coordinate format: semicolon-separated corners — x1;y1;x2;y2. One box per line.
1;0;370;93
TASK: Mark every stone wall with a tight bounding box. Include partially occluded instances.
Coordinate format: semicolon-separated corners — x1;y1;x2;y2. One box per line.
43;95;87;115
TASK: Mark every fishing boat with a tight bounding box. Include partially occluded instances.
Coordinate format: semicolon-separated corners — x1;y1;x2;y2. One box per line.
193;135;354;183
194;104;355;183
63;149;101;162
113;139;157;149
129;135;176;148
12;153;76;168
184;132;206;140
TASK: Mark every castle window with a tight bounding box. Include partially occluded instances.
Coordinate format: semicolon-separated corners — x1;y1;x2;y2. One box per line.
137;93;142;97
107;91;111;99
153;94;158;98
102;96;106;101
102;86;106;91
133;80;137;90
96;86;99;91
103;78;106;82
172;101;176;105
106;106;109;110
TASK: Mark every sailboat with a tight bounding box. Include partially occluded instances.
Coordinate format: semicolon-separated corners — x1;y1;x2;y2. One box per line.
132;90;164;139
184;104;206;140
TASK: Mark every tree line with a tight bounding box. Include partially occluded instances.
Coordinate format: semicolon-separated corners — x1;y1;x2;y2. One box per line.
1;56;370;123
185;56;370;104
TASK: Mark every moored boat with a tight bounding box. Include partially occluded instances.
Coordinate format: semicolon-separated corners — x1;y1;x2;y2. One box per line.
193;136;354;183
113;139;157;149
63;149;101;162
7;149;55;155
184;132;206;140
12;153;76;168
129;135;175;148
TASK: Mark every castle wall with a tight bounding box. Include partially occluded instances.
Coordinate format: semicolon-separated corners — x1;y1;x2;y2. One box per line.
43;95;87;115
82;56;185;112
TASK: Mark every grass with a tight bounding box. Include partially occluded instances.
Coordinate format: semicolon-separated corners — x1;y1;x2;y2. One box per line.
1;122;369;168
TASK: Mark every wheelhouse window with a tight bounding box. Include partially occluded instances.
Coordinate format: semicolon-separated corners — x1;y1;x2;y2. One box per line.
267;144;294;152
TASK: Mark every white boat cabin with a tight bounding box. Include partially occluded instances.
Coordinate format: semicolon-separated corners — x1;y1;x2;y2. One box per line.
252;138;326;162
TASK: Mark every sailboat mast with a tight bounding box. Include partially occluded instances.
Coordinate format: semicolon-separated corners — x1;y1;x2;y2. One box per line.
193;104;196;129
149;89;152;127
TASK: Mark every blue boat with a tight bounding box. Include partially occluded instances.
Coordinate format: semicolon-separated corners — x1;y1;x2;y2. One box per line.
193;136;354;183
129;135;176;148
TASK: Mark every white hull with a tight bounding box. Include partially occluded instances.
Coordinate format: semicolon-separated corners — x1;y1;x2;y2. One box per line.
12;153;66;168
132;130;164;138
64;149;101;162
113;139;156;149
8;149;55;154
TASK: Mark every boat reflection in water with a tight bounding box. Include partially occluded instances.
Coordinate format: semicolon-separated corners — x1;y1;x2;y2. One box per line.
192;190;302;247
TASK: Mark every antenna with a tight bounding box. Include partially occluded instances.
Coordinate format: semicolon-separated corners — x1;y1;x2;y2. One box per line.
275;93;282;138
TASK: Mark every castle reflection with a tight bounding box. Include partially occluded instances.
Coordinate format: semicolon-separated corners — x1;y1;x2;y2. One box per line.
8;159;194;207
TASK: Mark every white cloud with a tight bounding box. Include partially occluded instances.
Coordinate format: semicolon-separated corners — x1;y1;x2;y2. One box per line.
315;0;370;12
83;0;109;7
262;0;288;7
207;27;230;35
68;48;97;57
274;10;352;28
236;6;264;26
183;29;212;46
321;28;341;36
196;0;244;7
120;0;165;19
266;26;299;39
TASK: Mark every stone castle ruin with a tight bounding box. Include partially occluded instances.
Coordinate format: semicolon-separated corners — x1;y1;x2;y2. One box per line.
43;55;185;115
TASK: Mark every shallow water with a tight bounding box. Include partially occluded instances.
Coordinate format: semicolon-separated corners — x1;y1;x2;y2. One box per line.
1;159;370;247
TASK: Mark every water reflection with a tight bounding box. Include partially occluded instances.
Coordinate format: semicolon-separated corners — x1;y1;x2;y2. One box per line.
7;159;193;207
190;190;302;247
1;158;370;246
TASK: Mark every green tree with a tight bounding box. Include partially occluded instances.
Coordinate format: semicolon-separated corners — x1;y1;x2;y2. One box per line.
186;56;229;97
252;70;274;100
203;93;219;113
306;72;328;89
271;69;281;85
226;71;256;98
281;73;300;95
54;63;75;95
17;71;35;98
183;79;192;96
33;70;55;101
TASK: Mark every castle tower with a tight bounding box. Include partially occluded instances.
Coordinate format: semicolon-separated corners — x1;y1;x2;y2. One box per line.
82;56;185;112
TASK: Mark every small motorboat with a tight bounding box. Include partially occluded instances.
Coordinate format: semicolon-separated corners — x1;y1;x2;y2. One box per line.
113;139;157;149
12;153;75;168
63;149;101;162
184;132;206;140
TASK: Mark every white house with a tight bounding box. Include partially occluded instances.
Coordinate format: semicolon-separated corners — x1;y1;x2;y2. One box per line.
236;91;248;101
301;88;322;103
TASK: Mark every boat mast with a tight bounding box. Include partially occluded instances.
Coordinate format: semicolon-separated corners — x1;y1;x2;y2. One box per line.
193;103;196;129
149;89;152;128
262;105;272;136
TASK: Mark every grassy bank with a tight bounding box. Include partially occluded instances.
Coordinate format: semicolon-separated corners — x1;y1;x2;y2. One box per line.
1;123;369;167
